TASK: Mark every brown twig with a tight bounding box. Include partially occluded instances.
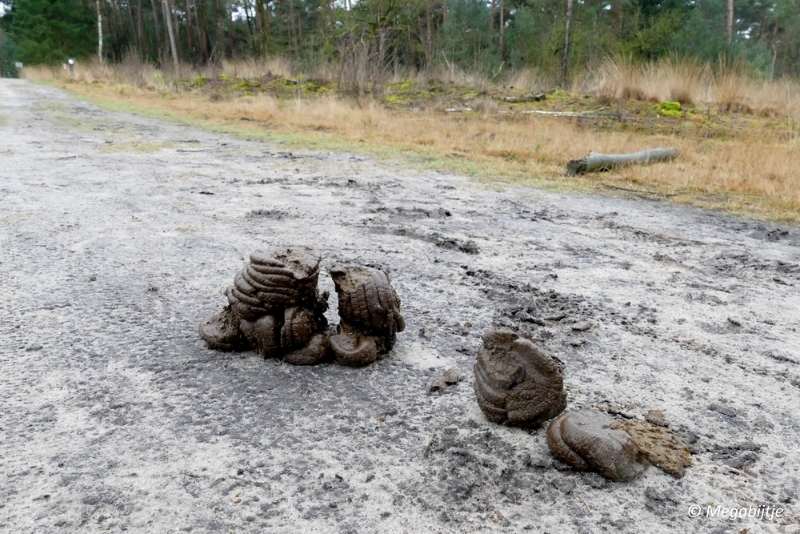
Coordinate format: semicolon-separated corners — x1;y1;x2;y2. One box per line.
423;419;437;458
602;183;682;199
602;183;657;195
576;493;591;513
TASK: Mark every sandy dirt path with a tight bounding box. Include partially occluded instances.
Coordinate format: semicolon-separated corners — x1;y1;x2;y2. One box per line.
1;79;799;533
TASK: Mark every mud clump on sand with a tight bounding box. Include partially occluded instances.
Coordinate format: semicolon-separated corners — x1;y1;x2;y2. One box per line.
199;247;330;365
329;265;406;366
547;410;648;481
473;328;567;428
430;368;461;393
199;250;405;366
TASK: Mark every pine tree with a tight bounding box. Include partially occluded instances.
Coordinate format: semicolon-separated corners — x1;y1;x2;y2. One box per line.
0;28;18;76
3;0;96;65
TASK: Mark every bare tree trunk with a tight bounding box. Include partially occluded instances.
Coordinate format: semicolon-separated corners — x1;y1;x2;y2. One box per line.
195;0;211;61
288;0;300;59
499;0;504;55
611;1;620;33
149;0;163;59
184;0;194;59
171;3;182;59
276;0;286;57
263;0;271;43
425;0;433;67
243;0;256;42
254;0;266;55
768;20;779;81
727;0;734;46
113;0;124;48
96;0;104;61
407;25;413;69
296;0;304;52
103;0;115;61
393;40;399;78
137;0;146;55
212;0;224;59
190;1;204;59
561;0;573;88
162;0;180;67
125;0;138;53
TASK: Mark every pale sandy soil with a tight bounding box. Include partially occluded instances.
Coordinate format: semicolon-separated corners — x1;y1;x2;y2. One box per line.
1;79;799;533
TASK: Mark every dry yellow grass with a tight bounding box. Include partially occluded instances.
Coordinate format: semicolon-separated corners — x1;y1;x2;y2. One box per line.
590;56;800;121
592;56;711;105
22;59;800;221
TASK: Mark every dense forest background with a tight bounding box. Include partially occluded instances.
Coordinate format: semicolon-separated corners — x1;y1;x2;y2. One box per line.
1;0;799;81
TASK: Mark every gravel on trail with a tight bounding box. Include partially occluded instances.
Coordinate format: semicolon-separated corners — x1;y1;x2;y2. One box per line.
1;79;799;533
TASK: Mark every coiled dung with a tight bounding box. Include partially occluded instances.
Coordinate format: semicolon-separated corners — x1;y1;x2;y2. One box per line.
474;328;566;428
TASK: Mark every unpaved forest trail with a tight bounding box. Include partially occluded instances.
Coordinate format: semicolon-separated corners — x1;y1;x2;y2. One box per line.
1;79;798;533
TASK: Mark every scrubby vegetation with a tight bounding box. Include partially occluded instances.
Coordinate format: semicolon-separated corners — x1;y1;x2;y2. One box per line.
2;0;800;82
4;0;797;219
22;55;800;221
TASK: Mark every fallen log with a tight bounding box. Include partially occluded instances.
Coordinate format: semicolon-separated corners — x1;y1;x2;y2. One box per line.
566;148;679;176
501;93;546;103
524;107;609;117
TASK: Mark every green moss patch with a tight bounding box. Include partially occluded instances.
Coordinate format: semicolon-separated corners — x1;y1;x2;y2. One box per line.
657;101;682;117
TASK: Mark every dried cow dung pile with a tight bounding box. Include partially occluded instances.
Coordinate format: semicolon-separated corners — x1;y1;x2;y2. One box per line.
616;419;692;479
199;250;405;367
474;328;567;428
199;247;331;365
546;410;648;481
329;265;406;366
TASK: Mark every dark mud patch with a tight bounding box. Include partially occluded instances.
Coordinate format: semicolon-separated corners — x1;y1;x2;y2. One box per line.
706;252;800;281
602;220;702;246
246;208;293;220
366;206;453;219
368;225;480;254
487;284;594;333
